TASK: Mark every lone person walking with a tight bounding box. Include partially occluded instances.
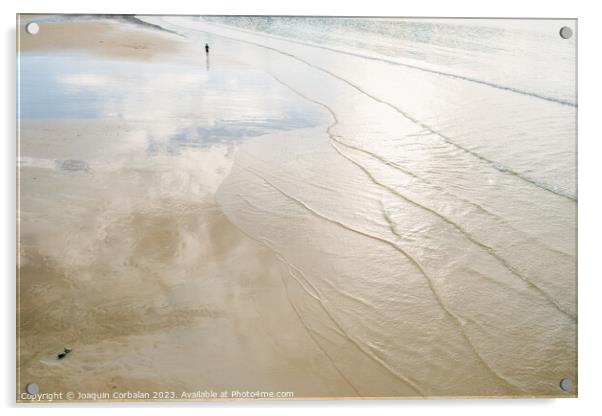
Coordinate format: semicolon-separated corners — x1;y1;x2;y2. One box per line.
205;43;210;54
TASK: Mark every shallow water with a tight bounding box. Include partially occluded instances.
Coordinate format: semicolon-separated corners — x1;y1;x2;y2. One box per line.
139;16;577;397
202;17;576;106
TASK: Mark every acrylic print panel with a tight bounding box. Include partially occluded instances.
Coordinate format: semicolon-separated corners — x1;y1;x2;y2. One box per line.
16;15;577;402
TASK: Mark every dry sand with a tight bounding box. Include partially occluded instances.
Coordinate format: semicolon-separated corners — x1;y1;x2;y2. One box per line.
18;17;189;61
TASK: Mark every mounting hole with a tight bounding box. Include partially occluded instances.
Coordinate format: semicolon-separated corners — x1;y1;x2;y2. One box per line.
559;26;573;39
559;378;573;391
26;22;40;35
25;383;39;395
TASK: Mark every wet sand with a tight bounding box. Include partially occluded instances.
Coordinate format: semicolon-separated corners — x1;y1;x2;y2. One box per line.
17;18;355;400
144;16;576;398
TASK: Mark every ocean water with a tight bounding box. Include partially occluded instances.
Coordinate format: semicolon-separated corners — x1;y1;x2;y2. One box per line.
137;16;576;397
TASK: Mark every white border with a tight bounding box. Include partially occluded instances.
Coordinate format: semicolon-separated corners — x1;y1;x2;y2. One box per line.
3;1;601;415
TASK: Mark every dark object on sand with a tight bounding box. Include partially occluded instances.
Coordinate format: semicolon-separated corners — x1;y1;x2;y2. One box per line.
205;43;210;54
57;347;72;359
56;159;90;172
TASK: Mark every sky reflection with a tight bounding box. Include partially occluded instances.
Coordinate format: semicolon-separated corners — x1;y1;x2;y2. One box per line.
19;50;327;153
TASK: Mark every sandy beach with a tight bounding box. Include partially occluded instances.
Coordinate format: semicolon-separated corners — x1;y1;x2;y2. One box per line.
17;15;577;400
18;16;355;399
